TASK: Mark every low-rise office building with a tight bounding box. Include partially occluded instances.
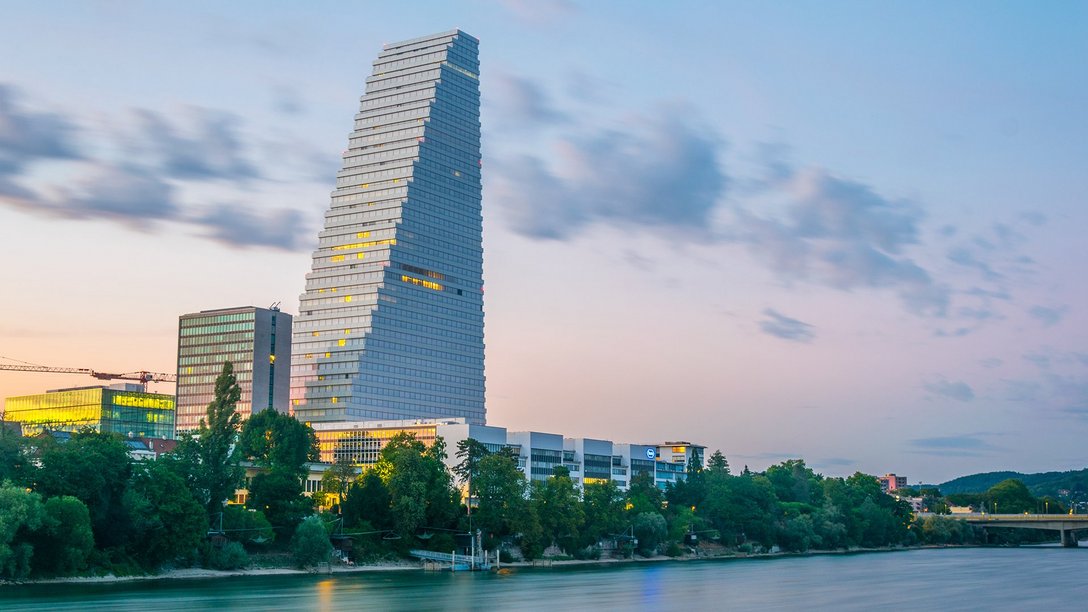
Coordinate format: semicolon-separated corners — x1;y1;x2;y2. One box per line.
2;383;176;439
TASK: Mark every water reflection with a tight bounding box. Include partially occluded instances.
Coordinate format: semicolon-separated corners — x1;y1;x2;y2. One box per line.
3;548;1087;611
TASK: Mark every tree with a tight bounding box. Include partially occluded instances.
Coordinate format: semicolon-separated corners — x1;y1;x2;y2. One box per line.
0;427;31;486
375;433;459;538
167;361;245;520
626;472;664;515
472;453;528;545
291;515;332;568
580;480;626;549
319;457;358;512
34;429;132;549
707;450;730;475
985;479;1037;514
238;409;319;539
454;437;490;510
30;496;94;576
342;471;392;531
530;466;584;552
238;409;318;477
248;469;314;540
632;512;667;556
222;505;275;546
0;483;44;580
124;460;206;569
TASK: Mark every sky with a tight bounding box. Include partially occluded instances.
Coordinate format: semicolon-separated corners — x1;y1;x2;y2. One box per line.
1;1;1085;484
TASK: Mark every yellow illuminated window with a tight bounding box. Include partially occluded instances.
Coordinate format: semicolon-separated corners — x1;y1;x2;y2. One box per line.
356;231;371;238
330;255;345;262
306;354;313;359
672;446;686;453
312;331;319;337
338;339;346;346
332;239;396;251
344;295;352;302
269;355;276;363
325;352;331;358
357;253;365;259
331;397;338;403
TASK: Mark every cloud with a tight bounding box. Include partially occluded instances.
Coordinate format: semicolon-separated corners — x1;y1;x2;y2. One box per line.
491;106;726;239
731;168;949;316
1029;305;1066;327
129;108;259;180
1001;379;1042;402
62;163;180;225
923;379;975;402
271;85;305;116
495;0;576;24
908;434;1000;456
194;205;310;251
489;74;569;128
759;308;815;343
0;82;316;251
0;84;82;177
979;357;1003;368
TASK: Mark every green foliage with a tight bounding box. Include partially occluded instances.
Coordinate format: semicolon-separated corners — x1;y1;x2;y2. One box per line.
0;427;31;486
319;457;357;513
454;437;489;498
580;481;626;548
124;460;206;569
247;468;314;540
222;505;274;546
203;540;249;570
530;466;584;552
196;362;246;516
626;472;663;515
238;409;318;477
632;512;667;556
291;515;332;568
473;452;529;545
34;429;132;549
375;433;459;539
30;495;94;576
985;479;1036;514
343;470;392;530
0;482;44;580
706;450;730;475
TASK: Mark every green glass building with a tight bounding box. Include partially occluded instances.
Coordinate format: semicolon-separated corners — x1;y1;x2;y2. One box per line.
2;384;176;439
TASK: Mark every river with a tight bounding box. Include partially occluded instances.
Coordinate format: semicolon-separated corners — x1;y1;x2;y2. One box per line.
3;547;1086;610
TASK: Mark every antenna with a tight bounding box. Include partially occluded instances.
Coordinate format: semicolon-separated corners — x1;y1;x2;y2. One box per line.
269;301;281;311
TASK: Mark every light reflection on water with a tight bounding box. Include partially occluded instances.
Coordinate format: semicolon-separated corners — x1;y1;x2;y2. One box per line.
3;548;1088;611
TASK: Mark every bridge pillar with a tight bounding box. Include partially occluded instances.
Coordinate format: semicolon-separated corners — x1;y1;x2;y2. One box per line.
1061;529;1079;547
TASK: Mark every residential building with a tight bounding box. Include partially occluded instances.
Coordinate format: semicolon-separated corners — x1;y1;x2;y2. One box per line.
654;441;706;490
878;473;908;493
291;29;486;426
175;306;291;433
2;383;175;439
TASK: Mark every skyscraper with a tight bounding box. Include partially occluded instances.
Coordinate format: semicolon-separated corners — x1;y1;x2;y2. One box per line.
290;30;485;425
176;306;291;433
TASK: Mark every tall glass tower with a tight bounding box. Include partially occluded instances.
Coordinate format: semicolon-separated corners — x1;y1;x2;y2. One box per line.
290;30;485;425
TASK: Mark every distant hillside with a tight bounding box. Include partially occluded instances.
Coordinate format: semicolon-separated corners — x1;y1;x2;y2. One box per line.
940;468;1088;499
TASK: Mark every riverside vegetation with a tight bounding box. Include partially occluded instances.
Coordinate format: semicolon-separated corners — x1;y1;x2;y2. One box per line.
0;363;1070;581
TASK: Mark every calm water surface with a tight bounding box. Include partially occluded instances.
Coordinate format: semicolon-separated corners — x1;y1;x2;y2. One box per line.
3;547;1086;611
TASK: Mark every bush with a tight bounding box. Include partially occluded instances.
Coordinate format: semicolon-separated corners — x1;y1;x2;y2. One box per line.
499;550;514;563
291;515;332;568
665;542;682;557
573;546;601;560
203;541;249;570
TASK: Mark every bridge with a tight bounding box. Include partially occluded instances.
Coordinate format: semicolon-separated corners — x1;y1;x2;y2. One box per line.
927;513;1088;547
409;549;493;571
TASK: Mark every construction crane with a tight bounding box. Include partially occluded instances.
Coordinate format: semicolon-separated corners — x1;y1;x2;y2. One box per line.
0;361;176;383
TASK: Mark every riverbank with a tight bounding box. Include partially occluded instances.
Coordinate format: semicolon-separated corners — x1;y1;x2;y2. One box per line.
5;544;979;586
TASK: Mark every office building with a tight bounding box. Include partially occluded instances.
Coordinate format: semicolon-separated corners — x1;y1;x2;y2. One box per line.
878;473;908;493
290;29;486;425
176;306;291;433
2;383;175;439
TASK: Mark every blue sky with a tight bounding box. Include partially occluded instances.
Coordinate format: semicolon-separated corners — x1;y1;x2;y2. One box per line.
1;1;1086;483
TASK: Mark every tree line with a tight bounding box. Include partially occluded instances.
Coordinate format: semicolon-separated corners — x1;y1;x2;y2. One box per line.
2;362;1069;579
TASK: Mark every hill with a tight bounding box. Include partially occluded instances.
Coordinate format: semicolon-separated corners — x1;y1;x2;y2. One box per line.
940;468;1088;500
